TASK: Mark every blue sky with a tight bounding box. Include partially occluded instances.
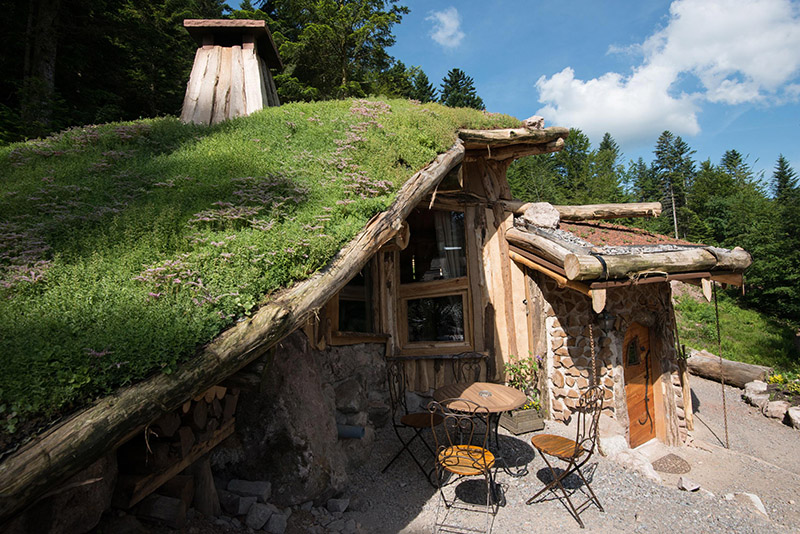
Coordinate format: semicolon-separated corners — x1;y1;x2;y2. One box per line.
387;0;800;182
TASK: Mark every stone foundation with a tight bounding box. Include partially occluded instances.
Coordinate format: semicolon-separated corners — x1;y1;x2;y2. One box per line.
214;331;389;506
535;274;686;445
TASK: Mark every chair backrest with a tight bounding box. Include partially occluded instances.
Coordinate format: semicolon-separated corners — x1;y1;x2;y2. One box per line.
386;359;410;418
451;352;487;383
428;398;491;453
574;385;604;456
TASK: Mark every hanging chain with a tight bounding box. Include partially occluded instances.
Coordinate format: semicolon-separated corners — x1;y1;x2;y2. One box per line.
713;281;730;449
589;320;597;387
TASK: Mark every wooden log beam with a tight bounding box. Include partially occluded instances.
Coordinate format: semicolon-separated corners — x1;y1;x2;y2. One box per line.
564;248;720;281
502;200;663;221
686;350;772;388
465;138;565;161
458;126;569;150
0;142;466;525
505;227;574;264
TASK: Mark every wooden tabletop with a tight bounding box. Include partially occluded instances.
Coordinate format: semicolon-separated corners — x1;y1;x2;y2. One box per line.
433;382;527;413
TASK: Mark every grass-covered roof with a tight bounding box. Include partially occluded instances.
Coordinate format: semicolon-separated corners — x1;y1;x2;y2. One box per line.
0;98;518;445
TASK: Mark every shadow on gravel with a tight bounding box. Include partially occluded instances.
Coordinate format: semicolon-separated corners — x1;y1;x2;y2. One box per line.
533;462;599;493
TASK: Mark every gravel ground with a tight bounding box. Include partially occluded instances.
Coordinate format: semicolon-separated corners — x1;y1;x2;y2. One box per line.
343;375;800;534
107;375;799;533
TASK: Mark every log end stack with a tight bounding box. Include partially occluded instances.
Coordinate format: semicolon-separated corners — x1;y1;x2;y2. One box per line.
113;386;239;528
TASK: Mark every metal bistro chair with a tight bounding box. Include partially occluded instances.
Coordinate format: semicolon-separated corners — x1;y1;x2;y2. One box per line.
526;385;604;528
429;398;498;534
382;359;442;485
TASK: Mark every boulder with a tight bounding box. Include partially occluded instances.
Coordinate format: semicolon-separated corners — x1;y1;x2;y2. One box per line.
227;331;348;506
523;115;545;130
734;492;768;517
522;202;560;229
245;502;278;530
744;380;767;398
265;512;289;534
597;415;628;458
227;480;271;503
611;450;661;483
745;392;770;410
762;400;790;420
788;406;800;429
3;452;117;534
326;497;350;513
677;476;700;492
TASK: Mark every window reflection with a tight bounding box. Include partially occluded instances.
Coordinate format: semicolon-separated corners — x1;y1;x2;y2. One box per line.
407;295;465;342
399;209;466;284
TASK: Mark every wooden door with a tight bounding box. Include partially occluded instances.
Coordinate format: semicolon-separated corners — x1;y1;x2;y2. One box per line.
623;322;655;448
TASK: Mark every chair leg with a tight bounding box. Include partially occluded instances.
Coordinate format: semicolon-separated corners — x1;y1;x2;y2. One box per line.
527;455;586;528
574;463;604;512
382;428;437;487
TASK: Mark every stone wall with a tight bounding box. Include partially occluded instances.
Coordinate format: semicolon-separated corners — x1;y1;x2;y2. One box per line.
534;274;686;444
214;331;390;506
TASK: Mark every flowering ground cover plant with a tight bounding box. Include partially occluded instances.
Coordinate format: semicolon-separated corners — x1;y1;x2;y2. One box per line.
0;99;517;445
766;373;800;406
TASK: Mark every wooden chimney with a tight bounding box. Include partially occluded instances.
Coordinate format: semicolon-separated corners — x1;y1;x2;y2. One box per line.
181;19;282;125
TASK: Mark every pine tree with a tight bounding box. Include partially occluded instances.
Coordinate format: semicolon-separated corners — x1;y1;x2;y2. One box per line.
773;154;798;201
653;131;696;238
438;68;484;110
410;68;437;102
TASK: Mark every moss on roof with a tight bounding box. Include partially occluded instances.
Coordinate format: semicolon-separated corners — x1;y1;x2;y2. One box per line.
0;98;518;443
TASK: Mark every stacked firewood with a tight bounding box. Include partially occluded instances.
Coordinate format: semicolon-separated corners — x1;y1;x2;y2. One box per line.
113;386;239;527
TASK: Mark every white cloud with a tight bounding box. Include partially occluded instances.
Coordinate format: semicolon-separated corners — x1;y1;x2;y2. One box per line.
536;0;800;145
426;7;465;49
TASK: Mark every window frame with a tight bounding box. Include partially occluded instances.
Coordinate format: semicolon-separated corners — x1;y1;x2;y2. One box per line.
396;207;474;356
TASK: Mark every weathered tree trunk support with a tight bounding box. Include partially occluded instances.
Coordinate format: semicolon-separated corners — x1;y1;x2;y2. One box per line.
563;247;752;281
0;143;466;525
503;201;663;221
686;350;772;389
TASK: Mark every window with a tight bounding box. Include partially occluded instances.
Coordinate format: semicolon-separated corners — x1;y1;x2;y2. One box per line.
338;268;374;333
398;208;472;353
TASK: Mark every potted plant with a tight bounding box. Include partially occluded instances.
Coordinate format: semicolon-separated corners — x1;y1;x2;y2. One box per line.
499;354;545;434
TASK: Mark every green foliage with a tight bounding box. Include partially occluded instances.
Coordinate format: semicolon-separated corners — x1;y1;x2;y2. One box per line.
438;68;484;110
504;354;541;411
0;99;517;436
507;128;626;205
265;0;408;101
674;293;800;374
0;0;225;142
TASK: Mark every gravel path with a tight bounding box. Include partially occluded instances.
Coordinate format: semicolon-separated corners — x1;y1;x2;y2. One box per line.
340;375;800;534
116;375;800;533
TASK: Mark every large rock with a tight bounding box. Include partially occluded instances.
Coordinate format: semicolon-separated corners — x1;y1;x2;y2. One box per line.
4;452;117;534
788;406;800;429
227;480;271;502
597;414;628;457
744;380;767;398
522;202;560;229
762;400;790;420
734;492;768;517
611;450;661;483
226;332;348;506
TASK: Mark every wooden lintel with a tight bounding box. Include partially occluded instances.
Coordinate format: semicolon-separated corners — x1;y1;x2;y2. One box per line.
328;332;391;346
509;250;591;298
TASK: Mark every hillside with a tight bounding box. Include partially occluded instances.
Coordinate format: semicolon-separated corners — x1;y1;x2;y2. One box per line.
0;99;518;444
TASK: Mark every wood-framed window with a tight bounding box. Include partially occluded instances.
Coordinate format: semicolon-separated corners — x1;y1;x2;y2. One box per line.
327;257;390;346
397;207;472;355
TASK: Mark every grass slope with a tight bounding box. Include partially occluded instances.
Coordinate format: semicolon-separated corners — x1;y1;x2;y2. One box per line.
674;290;799;376
0;99;517;438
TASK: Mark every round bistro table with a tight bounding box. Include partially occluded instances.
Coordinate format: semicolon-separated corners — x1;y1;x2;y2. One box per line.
432;382;529;477
433;382;527;413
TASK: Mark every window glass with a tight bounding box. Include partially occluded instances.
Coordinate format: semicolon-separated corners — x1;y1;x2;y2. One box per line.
399;209;466;284
338;268;373;332
407;295;465;342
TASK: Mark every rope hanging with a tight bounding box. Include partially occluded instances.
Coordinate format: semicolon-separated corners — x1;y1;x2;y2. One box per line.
713;281;730;449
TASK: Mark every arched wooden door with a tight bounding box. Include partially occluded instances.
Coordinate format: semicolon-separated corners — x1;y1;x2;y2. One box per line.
623;322;655;448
